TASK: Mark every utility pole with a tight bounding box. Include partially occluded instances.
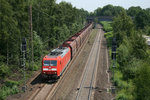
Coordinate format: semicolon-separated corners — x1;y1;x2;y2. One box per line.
29;5;34;67
22;38;27;92
111;37;117;94
112;37;117;81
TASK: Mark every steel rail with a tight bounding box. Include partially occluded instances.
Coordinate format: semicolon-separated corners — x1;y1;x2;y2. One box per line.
75;28;102;100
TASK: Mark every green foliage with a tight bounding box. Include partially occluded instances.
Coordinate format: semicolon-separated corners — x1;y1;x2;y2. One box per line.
94;18;98;24
117;37;133;67
0;80;19;100
0;0;88;98
116;89;134;100
102;5;117;16
104;31;113;47
114;70;134;100
123;58;143;79
101;21;113;47
100;21;112;32
94;4;125;16
0;85;19;100
116;90;128;100
143;25;150;35
135;63;150;100
135;10;150;29
5;80;19;87
127;6;142;17
25;62;40;71
114;70;133;90
109;8;150;100
33;31;43;61
94;7;102;16
131;32;148;59
0;64;10;78
114;70;123;86
32;63;39;71
112;11;134;45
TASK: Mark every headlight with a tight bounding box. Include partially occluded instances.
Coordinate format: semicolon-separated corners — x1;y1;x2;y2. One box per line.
51;68;57;71
43;68;48;71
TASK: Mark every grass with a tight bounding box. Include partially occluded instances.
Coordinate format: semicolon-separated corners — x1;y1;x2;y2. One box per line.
104;31;113;47
100;21;113;32
0;61;42;100
0;80;20;100
114;70;134;100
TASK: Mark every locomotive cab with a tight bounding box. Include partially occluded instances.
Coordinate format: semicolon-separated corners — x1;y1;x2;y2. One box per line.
42;47;71;79
42;57;61;79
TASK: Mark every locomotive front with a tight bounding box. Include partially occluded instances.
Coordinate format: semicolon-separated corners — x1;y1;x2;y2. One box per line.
42;56;61;79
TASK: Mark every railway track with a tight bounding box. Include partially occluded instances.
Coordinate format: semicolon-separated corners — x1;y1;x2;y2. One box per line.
75;28;102;100
27;28;92;100
46;28;92;100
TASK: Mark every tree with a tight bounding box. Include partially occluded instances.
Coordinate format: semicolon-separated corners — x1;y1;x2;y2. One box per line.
113;6;124;16
117;37;133;69
112;11;134;45
130;32;148;59
94;7;102;16
135;63;150;100
135;10;150;29
146;8;150;14
101;4;114;16
33;31;43;61
127;6;142;17
97;5;125;16
0;0;19;65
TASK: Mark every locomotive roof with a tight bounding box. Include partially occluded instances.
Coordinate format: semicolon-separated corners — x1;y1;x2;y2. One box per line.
47;47;69;58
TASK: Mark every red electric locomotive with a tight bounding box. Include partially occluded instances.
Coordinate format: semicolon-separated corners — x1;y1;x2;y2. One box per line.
42;47;71;79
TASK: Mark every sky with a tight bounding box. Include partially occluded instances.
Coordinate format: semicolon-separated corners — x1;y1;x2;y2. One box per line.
56;0;150;12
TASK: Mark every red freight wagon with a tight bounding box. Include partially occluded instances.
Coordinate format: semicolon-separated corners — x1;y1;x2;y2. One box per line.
75;32;82;47
62;40;77;58
70;36;80;51
42;47;71;79
75;36;81;50
80;29;87;43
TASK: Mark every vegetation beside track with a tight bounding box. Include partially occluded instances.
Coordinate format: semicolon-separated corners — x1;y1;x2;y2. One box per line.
100;21;112;32
102;10;150;100
0;0;89;99
1;1;150;99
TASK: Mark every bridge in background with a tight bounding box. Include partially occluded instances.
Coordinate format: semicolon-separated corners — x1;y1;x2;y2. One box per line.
87;16;113;23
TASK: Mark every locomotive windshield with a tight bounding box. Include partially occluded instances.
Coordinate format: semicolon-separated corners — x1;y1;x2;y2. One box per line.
50;60;57;66
43;60;57;66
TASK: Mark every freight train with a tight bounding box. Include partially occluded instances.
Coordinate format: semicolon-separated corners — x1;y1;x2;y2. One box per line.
42;23;93;79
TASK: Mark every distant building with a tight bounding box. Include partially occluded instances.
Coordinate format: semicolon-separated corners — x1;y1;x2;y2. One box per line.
143;35;150;47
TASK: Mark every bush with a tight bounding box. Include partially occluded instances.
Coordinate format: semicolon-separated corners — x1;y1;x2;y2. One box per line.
0;85;19;100
116;89;128;100
5;80;19;87
32;63;39;71
0;64;10;78
135;63;150;100
114;70;123;86
26;62;39;71
100;21;113;32
114;70;134;100
0;80;19;100
116;89;133;100
104;31;113;47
